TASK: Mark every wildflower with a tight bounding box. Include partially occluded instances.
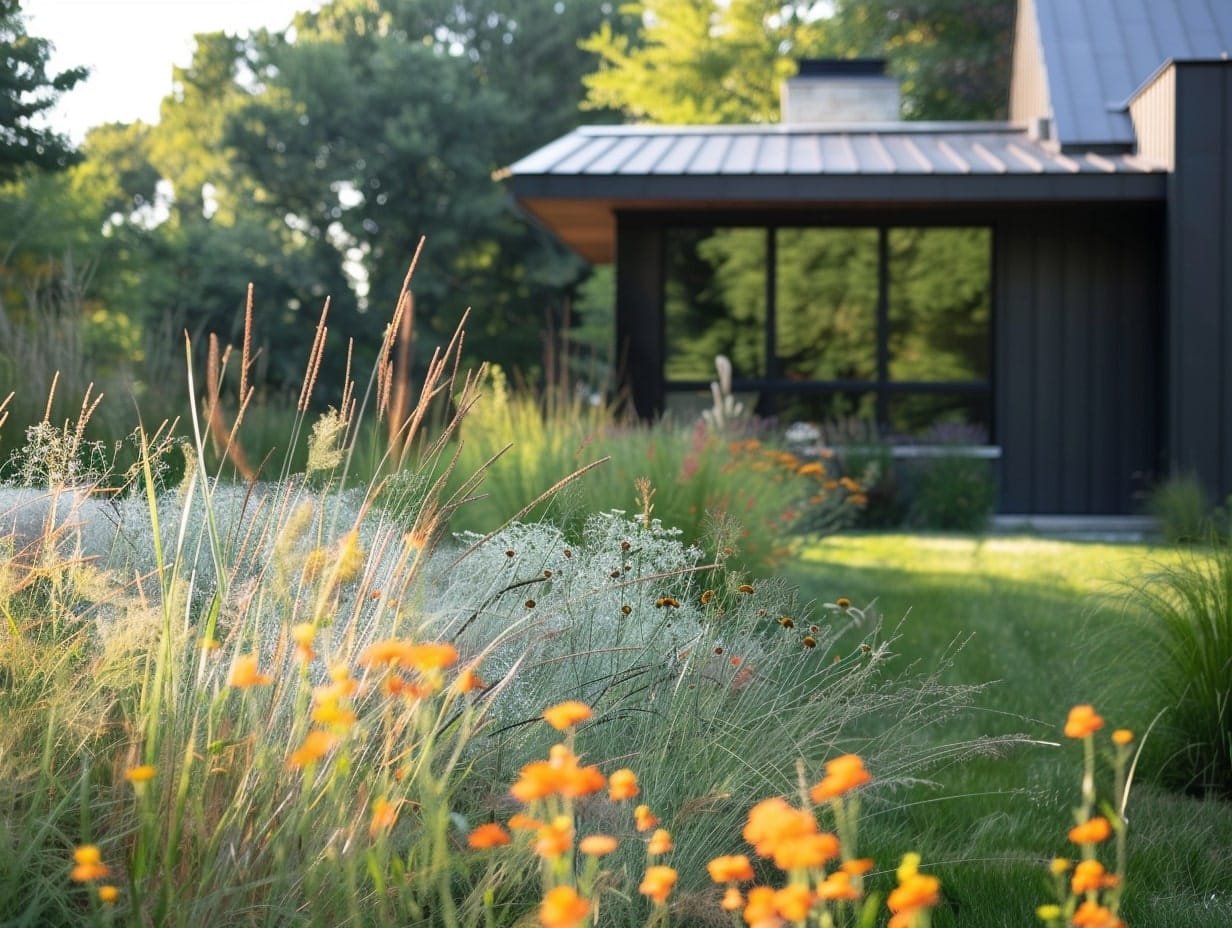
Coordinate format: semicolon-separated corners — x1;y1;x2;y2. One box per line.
468;823;512;849
634;804;659;832
655;595;681;609
701;589;715;604
124;764;156;784
721;886;745;911
543;700;592;730
455;666;487;693
743;886;779;927
841;858;875;876
1050;857;1071;875
738;584;755;594
778;616;794;628
609;768;639;801
774;884;814;921
1064;705;1105;738
311;700;356;728
288;729;337;768
1071;859;1108;894
621;604;632;616
802;636;817;649
98;885;119;904
1112;729;1134;746
708;854;755;883
639;865;678;904
525;599;537;608
540;885;590;928
1037;904;1063;921
730;656;743;666
291;623;316;662
836;597;851;608
648;828;672;855
1068;817;1113;844
817;870;861;901
1071;900;1124;927
370;797;398;836
534;817;574;858
887;872;941;927
798;462;825;477
579;834;619;856
70;845;112;882
809;753;872;802
229;654;273;688
200;636;220;652
772;832;840;870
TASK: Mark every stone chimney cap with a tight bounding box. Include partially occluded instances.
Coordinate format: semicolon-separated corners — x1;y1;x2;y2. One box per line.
796;58;888;78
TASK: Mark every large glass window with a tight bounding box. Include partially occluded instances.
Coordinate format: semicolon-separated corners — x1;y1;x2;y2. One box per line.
662;224;992;438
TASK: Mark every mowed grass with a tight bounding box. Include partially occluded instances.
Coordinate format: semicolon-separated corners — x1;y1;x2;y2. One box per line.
787;534;1232;927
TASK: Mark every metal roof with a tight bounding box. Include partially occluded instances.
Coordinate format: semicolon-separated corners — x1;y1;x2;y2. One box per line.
1031;0;1232;150
504;123;1166;262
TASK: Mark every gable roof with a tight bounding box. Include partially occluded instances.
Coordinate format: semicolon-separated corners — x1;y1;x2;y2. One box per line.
1028;0;1232;151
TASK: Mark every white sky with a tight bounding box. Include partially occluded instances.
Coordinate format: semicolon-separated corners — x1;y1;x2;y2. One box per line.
25;0;327;141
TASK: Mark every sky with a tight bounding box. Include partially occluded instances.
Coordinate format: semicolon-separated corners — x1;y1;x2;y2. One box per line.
25;0;327;142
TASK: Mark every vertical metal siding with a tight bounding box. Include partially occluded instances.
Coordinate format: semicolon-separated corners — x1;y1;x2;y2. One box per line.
1168;64;1232;498
1129;65;1176;170
1010;0;1052;125
996;208;1162;513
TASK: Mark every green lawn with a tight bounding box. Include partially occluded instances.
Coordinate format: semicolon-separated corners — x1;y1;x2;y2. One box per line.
787;534;1232;927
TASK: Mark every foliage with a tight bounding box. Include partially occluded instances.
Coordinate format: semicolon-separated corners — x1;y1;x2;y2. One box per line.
0;0;87;183
1133;547;1232;798
908;454;996;532
581;0;1014;125
1145;473;1213;544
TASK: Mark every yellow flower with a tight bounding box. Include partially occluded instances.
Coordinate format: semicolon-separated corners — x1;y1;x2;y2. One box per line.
1037;904;1063;921
97;885;119;904
467;823;512;849
647;828;672;855
639;865;678;904
229;654;273;688
1050;857;1071;875
1112;729;1134;746
579;834;619;856
70;845;112;882
539;886;590;928
1064;705;1105;738
124;764;156;784
634;804;659;832
542;700;592;730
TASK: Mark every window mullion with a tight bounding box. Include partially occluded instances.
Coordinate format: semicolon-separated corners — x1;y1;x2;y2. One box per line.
876;226;890;428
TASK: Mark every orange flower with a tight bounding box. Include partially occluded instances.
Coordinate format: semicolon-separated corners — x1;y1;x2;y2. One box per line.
743;886;780;927
809;753;872;803
647;828;672;855
634;804;659;832
608;767;639;800
579;834;619;856
836;597;851;609
288;729;337;768
1072;900;1125;927
721;886;745;911
770;832;840;870
1071;859;1108;894
1112;729;1134;746
455;665;487;693
508;813;542;831
742;797;817;860
1064;705;1105;738
841;857;875;876
887;873;941;915
1069;817;1113;844
468;823;512;849
511;759;564;802
291;623;316;662
370;796;399;836
534;817;574;858
707;854;755;883
229;654;273;688
311;700;356;728
539;885;590;928
124;764;156;784
70;845;112;882
817;870;861;901
359;639;457;671
97;885;119;904
543;700;592;730
774;884;813;921
639;865;678;904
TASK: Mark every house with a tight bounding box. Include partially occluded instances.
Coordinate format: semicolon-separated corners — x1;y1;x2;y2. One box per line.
503;0;1232;516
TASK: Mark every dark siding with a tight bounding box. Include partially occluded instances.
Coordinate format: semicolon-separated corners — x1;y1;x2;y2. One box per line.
996;206;1163;513
615;214;665;418
1168;63;1232;499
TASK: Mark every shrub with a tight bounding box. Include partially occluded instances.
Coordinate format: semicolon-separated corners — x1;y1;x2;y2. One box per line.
1135;546;1232;797
1147;473;1214;544
908;454;996;533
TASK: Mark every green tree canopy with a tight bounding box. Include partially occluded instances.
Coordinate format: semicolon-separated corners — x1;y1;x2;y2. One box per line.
0;0;87;183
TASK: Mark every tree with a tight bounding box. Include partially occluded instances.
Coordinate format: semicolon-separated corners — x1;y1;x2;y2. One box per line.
0;0;87;183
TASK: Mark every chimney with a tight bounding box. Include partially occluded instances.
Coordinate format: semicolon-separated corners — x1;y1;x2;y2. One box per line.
780;59;901;124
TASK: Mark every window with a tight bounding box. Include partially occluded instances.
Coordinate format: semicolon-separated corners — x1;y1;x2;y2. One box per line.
663;224;991;438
